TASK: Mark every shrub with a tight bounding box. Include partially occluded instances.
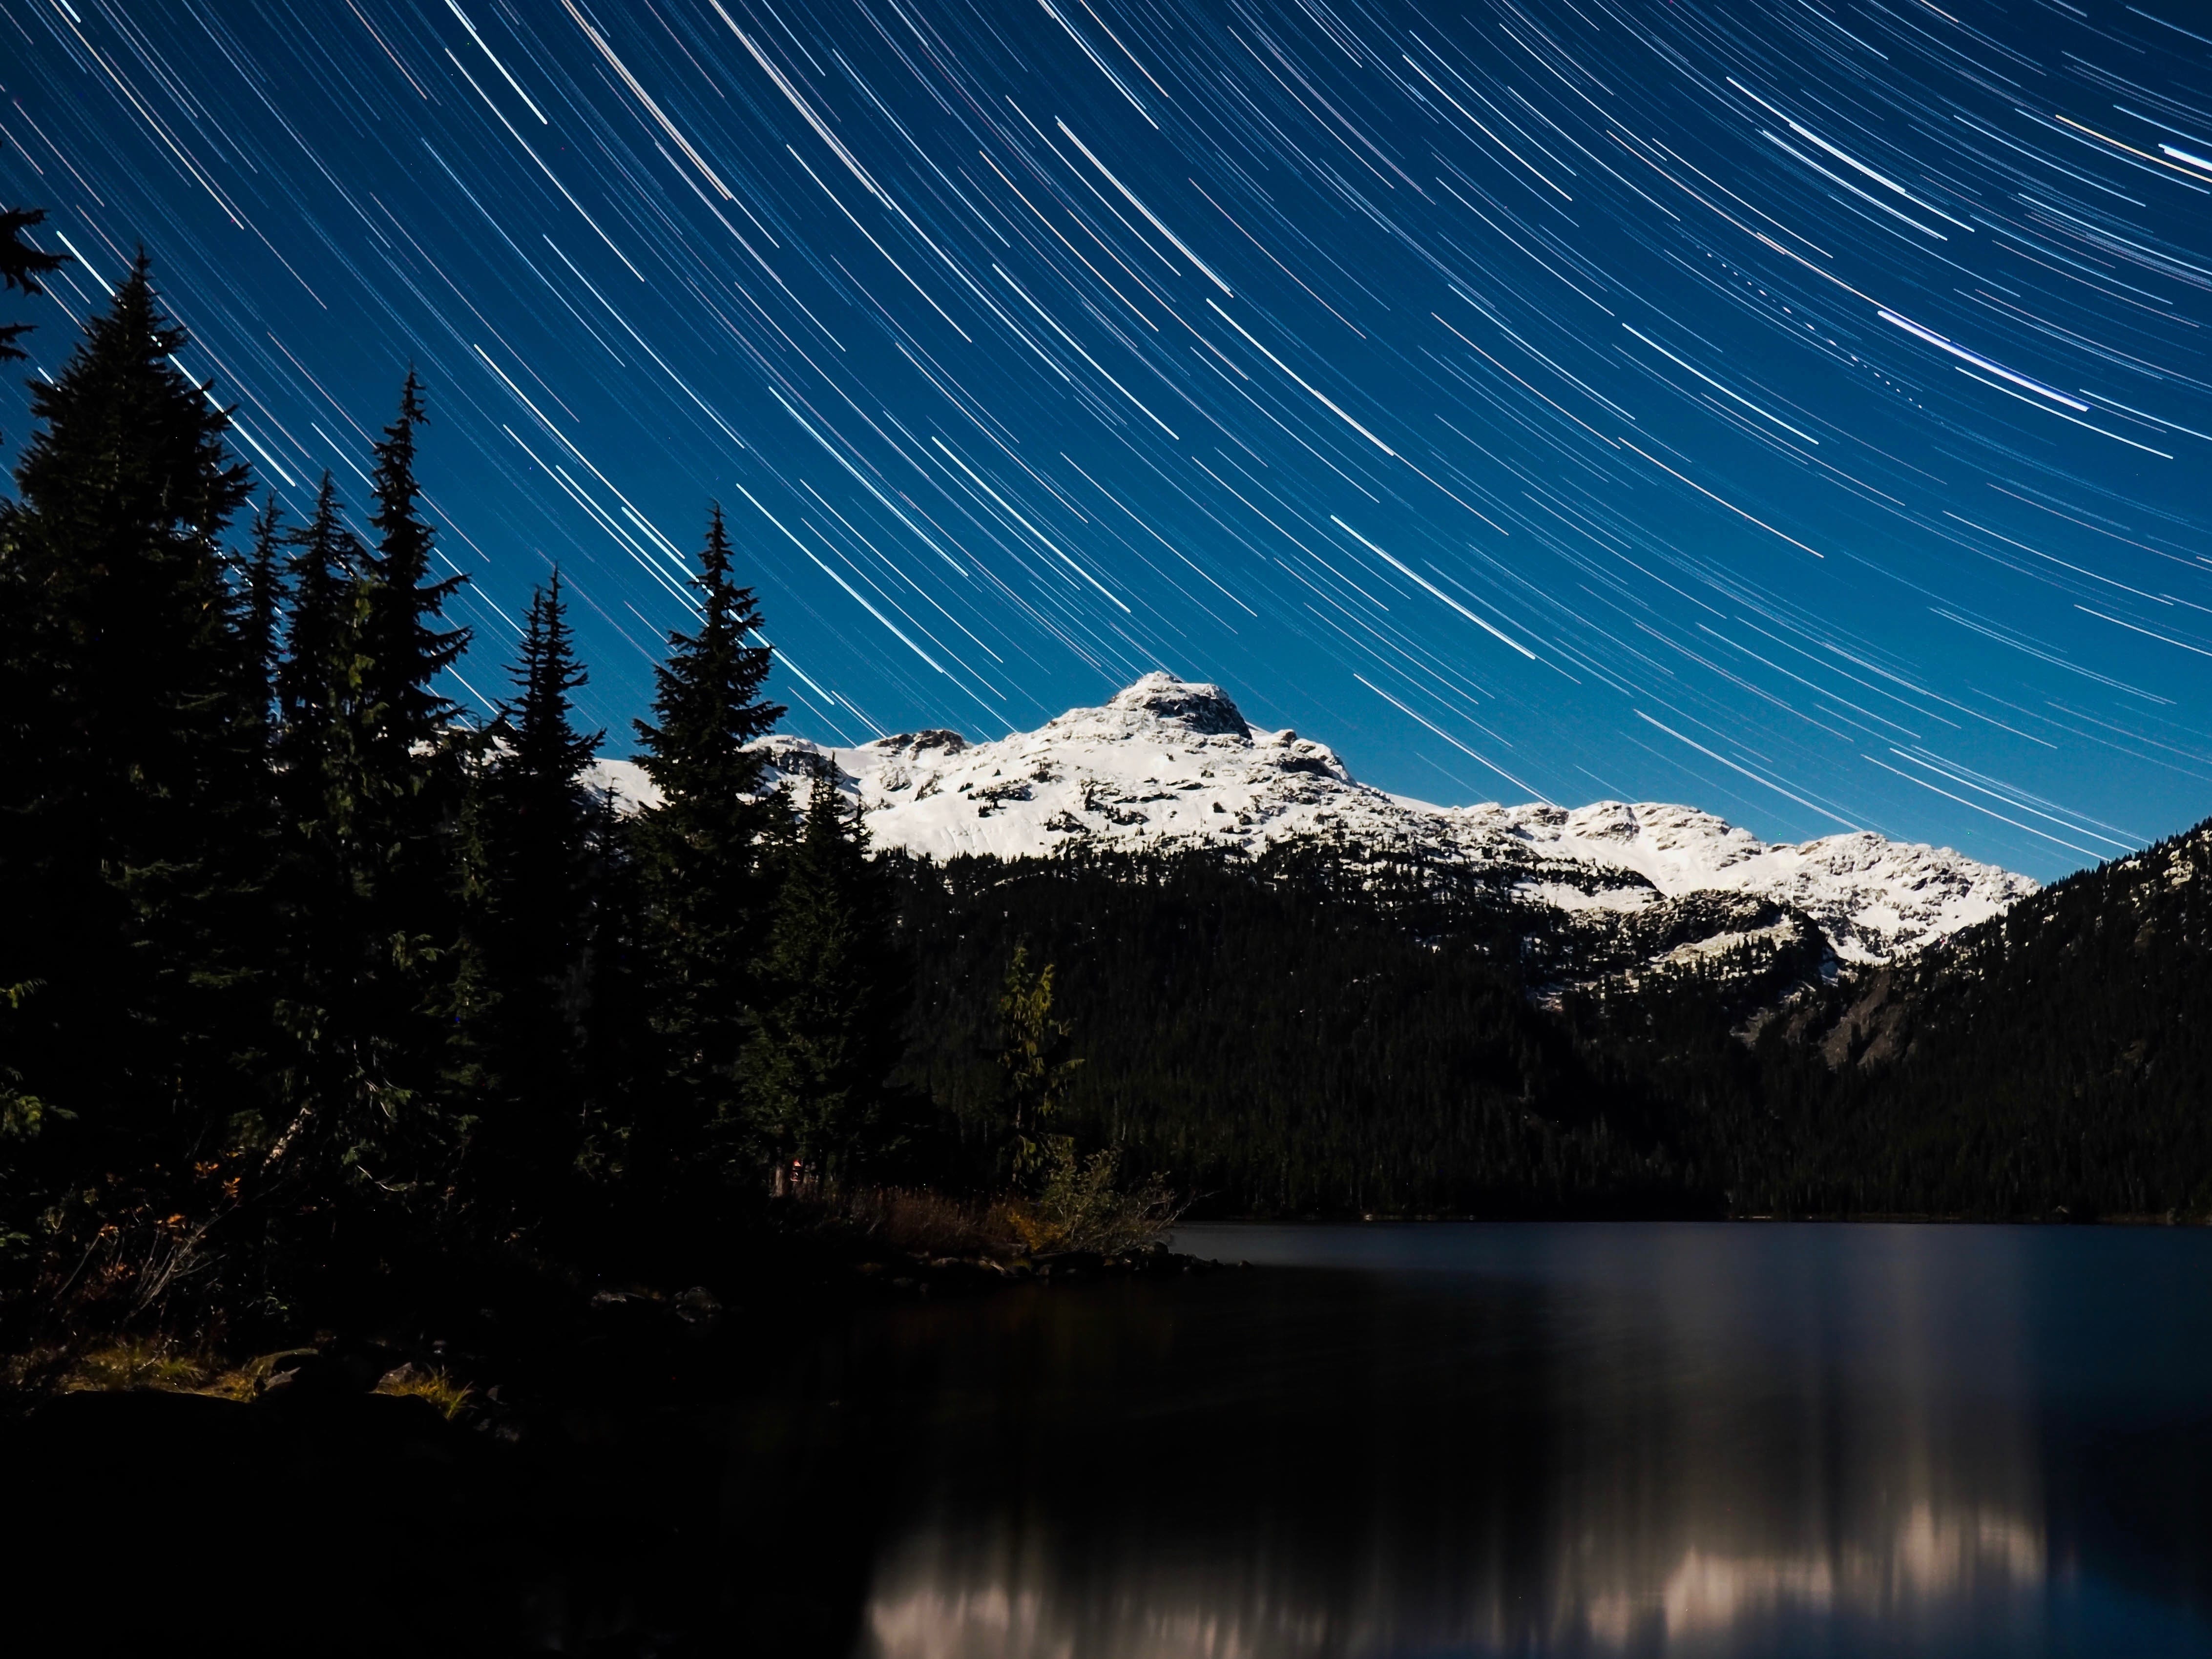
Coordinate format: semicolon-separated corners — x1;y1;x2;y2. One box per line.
1003;1138;1182;1257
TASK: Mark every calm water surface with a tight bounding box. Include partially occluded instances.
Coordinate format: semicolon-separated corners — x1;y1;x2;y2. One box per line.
848;1223;2212;1658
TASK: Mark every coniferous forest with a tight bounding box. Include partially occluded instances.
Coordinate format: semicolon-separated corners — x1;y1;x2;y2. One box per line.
0;244;945;1356
882;831;2212;1224
7;228;2212;1389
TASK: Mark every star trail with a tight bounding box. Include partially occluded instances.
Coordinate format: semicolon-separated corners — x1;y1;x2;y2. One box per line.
4;0;2210;876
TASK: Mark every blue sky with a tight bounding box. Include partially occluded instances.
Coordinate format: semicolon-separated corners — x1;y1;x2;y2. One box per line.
5;0;2211;878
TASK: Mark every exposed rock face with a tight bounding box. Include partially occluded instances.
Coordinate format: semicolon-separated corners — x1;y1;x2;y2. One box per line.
1106;674;1254;738
589;671;2036;978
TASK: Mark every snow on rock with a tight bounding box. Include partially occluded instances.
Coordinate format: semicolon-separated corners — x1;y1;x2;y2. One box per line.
1473;801;2036;961
585;755;661;812
594;673;2036;964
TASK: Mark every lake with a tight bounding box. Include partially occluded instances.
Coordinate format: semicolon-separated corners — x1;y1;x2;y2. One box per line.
846;1223;2212;1658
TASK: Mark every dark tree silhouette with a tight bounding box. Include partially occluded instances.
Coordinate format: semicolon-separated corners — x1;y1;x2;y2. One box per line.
626;505;786;1187
239;496;287;751
460;571;605;1218
0;206;68;363
744;767;907;1183
0;257;263;1281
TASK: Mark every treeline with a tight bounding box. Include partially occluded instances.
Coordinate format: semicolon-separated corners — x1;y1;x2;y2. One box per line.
0;254;910;1336
886;829;2212;1222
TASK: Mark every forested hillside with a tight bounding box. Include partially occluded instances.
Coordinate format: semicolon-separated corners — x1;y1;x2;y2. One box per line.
1764;820;2212;1219
887;823;2212;1222
892;847;1757;1217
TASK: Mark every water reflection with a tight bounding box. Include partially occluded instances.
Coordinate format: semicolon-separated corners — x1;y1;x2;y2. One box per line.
850;1224;2212;1658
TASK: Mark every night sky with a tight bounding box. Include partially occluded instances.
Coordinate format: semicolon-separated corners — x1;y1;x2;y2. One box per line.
4;0;2210;877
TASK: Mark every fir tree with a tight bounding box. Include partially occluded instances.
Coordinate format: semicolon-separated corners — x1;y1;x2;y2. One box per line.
273;476;370;844
743;767;907;1184
499;571;602;854
0;257;261;1268
461;571;604;1218
261;468;456;1216
305;375;472;1194
626;505;785;1185
631;506;782;805
239;496;287;751
360;371;469;767
262;477;382;1200
355;373;470;922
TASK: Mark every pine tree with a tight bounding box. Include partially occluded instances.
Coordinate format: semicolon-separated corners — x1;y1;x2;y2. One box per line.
238;496;286;752
632;506;781;805
261;476;386;1203
261;463;462;1216
299;375;472;1195
626;505;785;1185
360;371;469;771
274;476;370;844
743;767;907;1185
499;571;602;857
0;257;261;1270
461;571;604;1218
356;373;470;916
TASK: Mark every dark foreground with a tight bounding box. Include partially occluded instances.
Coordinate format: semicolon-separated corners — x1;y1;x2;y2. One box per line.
6;1323;897;1656
19;1223;2212;1657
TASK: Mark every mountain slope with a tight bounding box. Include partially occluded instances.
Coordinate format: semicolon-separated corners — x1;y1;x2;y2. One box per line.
886;849;1726;1218
596;672;2032;967
1771;815;2212;1217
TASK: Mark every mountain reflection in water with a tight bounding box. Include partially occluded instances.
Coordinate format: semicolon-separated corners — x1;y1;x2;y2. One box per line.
850;1224;2212;1658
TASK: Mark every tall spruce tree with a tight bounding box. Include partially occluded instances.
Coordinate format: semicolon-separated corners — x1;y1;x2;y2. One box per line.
627;505;785;1185
461;571;604;1218
0;257;260;1264
361;371;468;769
239;496;286;752
498;571;602;861
743;767;907;1184
274;476;370;840
357;372;469;909
261;457;466;1214
297;374;472;1195
263;476;388;1201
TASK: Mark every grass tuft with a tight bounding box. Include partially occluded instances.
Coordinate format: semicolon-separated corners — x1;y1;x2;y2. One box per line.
839;1185;1008;1258
62;1339;213;1393
372;1363;474;1420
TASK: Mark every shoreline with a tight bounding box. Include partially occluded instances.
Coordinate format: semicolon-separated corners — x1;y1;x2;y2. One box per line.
1183;1209;2212;1226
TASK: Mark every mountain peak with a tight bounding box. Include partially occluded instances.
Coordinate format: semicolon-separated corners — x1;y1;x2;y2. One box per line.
590;675;2037;965
1099;672;1253;738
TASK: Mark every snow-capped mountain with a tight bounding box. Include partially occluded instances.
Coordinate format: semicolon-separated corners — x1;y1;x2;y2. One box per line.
593;672;2034;966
